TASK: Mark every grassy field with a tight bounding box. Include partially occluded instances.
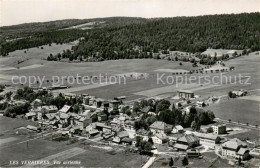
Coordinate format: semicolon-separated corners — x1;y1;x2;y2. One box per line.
0;44;259;121
0;116;38;133
204;98;260;125
0;116;141;167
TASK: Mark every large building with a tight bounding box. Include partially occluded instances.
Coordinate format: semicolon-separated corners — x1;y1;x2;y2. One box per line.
150;121;172;134
193;132;219;148
212;124;226;134
174;134;200;151
221;138;249;160
178;90;194;99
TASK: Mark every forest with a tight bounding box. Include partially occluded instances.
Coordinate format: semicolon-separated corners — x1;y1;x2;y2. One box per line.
1;13;259;58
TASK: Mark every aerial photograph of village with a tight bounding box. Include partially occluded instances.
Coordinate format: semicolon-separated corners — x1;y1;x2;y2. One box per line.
0;0;259;167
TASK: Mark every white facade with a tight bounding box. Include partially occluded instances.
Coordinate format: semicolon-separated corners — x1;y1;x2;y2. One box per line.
152;136;162;144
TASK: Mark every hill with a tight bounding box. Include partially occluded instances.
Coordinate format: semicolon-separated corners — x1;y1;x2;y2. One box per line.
1;13;259;57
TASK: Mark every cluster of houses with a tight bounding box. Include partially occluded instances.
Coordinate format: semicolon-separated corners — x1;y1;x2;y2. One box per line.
2;87;257;163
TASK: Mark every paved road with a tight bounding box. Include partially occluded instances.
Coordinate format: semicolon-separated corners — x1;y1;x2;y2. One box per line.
142;157;156;168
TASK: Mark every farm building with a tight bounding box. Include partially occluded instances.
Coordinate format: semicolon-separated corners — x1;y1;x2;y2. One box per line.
178;90;194;99
221;138;249;160
150;121;172;134
174;134;200;151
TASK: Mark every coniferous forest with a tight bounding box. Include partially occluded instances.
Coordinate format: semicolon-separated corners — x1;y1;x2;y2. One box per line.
1;13;259;58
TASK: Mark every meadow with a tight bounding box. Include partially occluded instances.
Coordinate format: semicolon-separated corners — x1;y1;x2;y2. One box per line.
0;43;259;123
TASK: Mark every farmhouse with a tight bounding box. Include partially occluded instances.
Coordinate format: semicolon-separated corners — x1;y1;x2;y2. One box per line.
232;90;247;97
26;125;40;132
150;121;172;134
152;133;168;144
172;125;184;134
58;105;72;113
221;138;249;160
178;90;194;99
64;93;77;99
174;134;200;151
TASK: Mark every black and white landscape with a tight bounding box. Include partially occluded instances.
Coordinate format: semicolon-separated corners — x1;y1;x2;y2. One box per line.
0;0;259;167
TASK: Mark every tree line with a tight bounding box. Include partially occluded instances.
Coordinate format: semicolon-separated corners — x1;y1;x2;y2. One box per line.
1;13;259;59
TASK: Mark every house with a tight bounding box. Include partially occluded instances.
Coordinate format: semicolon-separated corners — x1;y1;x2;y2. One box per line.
136;129;149;141
174;134;200;151
196;101;207;107
178;90;194;99
43;113;56;121
111;100;120;112
212;124;226;134
172;125;184;134
58;105;71;113
41;105;58;113
25;112;37;120
141;106;151;113
193;132;219;148
94;122;112;133
152;133;168;144
112;131;129;143
76;117;91;128
150;121;172;134
95;98;104;108
221;138;248;160
88;129;100;137
249;141;260;158
117;131;129;139
26;125;40;132
57;113;72;127
98;111;108;121
121;138;132;146
232;90;247;97
9;99;27;106
30;99;42;108
64;93;77;99
187;149;202;158
36;105;58;120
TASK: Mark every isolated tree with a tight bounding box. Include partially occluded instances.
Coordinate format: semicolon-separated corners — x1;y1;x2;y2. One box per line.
215;136;221;144
169;157;174;167
207;127;213;133
182;157;188;166
228;91;233;98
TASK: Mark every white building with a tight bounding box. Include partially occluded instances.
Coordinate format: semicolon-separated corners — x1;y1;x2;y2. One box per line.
212;124;226;134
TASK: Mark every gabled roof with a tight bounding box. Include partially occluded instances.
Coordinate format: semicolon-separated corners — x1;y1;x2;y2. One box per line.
59;113;70;119
141;106;151;113
150;121;171;130
178;134;199;143
117;131;129;138
178;90;194;94
193;132;218;140
222;138;247;150
174;125;184;130
237;148;249;155
59;105;71;113
45;113;56;120
154;133;168;140
25;112;36;117
174;144;189;150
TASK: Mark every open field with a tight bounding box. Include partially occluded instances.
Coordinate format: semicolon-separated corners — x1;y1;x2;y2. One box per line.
0;137;18;146
0;116;141;167
0;116;38;133
0;44;259;122
204;98;260;125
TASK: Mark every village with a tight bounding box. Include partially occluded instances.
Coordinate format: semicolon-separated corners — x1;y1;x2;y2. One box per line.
0;83;259;167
